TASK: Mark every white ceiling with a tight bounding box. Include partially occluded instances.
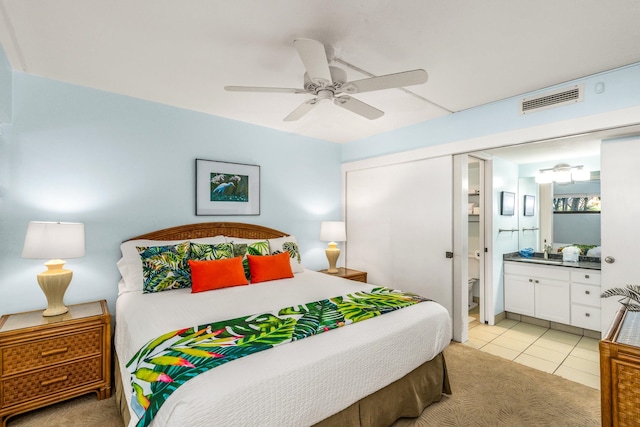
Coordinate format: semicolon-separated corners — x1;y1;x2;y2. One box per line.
1;1;640;143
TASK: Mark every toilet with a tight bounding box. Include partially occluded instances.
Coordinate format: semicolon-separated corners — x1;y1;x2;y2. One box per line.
468;251;480;309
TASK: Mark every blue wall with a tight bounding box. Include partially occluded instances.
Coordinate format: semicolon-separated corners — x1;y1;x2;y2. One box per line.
343;63;640;162
0;45;10;124
0;71;342;316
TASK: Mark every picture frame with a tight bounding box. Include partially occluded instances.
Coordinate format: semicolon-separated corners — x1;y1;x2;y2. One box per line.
195;159;260;216
524;195;535;216
500;191;515;216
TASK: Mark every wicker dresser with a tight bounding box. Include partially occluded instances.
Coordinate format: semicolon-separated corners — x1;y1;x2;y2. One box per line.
318;267;367;283
0;300;111;426
600;308;640;427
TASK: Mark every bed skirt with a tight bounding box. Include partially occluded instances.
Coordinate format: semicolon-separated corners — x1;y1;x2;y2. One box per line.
114;352;450;427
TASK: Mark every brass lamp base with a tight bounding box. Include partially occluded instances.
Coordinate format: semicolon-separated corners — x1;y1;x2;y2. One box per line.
325;242;340;274
37;259;72;317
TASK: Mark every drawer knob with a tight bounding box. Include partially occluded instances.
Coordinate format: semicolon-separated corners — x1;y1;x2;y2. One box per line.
41;375;68;387
585;275;590;279
534;280;539;283
585;313;591;317
41;347;69;357
585;290;590;295
529;279;533;282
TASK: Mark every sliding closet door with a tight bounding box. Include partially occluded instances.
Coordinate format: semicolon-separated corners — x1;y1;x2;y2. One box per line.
600;136;640;336
345;156;453;315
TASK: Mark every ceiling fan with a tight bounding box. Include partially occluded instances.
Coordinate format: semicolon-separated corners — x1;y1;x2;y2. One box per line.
224;38;428;121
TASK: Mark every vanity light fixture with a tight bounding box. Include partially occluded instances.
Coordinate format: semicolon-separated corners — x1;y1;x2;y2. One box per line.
535;164;590;184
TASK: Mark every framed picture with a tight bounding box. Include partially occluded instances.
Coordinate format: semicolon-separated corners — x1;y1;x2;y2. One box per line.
195;159;260;215
500;191;515;216
524;195;535;216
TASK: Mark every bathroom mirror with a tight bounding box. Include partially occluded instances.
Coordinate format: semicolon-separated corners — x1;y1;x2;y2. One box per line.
551;176;601;248
516;174;601;252
518;177;539;251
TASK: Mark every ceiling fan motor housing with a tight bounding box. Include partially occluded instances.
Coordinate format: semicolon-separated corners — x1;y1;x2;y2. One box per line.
303;66;347;95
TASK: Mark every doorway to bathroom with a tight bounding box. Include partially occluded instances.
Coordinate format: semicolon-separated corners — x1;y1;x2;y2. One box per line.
467;156;487;326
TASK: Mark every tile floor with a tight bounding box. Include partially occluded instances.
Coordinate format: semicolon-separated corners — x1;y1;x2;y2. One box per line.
465;310;600;390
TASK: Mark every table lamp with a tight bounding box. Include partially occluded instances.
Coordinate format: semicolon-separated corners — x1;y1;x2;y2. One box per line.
22;221;85;316
320;221;346;274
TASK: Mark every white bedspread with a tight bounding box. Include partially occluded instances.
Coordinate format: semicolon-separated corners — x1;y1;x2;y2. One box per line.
115;270;451;427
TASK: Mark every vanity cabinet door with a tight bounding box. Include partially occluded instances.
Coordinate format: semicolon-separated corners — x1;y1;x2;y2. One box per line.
504;274;535;317
535;278;570;324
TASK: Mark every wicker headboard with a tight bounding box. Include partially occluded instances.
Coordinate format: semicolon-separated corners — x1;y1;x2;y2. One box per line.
126;222;288;241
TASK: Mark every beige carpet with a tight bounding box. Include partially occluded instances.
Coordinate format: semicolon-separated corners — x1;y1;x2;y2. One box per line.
7;343;600;427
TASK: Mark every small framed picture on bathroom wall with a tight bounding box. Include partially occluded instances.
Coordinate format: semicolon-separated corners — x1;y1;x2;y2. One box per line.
500;191;515;216
524;195;535;216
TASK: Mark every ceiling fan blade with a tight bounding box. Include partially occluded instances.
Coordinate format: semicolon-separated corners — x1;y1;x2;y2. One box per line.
293;38;332;85
225;86;307;94
334;96;384;120
284;99;319;121
342;69;428;94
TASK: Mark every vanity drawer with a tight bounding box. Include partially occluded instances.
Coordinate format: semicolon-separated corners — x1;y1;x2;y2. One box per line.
571;304;601;331
570;270;600;286
571;283;600;306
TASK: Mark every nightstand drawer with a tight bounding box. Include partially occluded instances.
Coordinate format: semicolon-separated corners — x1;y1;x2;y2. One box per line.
2;328;102;376
1;356;103;407
347;272;367;283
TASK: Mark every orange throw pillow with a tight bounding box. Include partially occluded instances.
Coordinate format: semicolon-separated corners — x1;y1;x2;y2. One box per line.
188;257;248;293
247;252;294;283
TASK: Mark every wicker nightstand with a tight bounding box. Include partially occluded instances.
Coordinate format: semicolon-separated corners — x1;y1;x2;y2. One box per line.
600;308;640;426
0;300;111;426
318;267;367;283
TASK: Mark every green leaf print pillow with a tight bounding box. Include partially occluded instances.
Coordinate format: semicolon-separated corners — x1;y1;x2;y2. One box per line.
268;236;304;273
228;239;270;280
190;242;234;261
137;241;191;293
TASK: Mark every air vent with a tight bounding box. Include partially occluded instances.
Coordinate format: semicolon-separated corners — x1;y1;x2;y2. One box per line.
520;84;584;114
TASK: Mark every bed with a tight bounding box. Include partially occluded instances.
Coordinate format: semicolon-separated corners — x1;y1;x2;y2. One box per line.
113;222;452;427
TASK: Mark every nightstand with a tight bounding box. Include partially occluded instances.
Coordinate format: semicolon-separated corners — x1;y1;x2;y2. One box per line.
318;267;367;283
0;300;111;426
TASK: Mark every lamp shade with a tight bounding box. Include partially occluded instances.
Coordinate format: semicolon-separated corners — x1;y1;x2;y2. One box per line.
320;221;346;242
22;221;85;259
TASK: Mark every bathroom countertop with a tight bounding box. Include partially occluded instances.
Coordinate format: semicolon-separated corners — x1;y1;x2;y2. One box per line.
503;253;601;270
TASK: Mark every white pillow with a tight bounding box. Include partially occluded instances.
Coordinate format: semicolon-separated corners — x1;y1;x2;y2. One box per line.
117;236;227;295
268;236;304;273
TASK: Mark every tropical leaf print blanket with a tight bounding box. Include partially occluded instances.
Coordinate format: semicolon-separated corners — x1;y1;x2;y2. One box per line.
127;287;429;427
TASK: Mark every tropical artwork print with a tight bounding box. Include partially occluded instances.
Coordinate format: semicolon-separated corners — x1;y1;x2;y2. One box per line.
127;287;429;427
210;172;249;202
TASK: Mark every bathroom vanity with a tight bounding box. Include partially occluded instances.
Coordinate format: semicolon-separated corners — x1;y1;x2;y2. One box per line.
504;256;601;331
